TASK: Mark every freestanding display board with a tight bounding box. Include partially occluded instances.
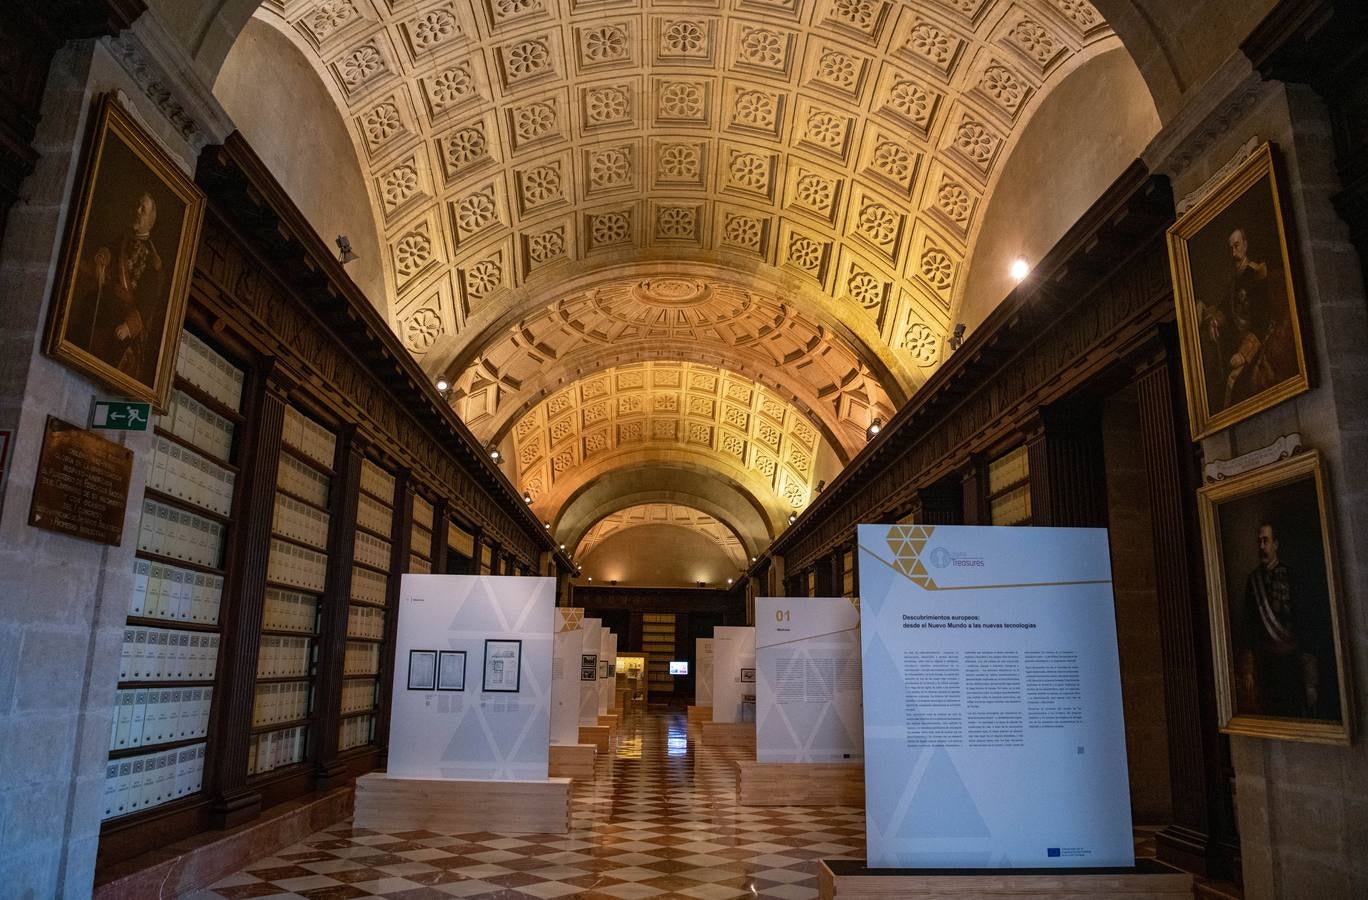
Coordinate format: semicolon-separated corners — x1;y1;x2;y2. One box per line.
390;575;554;780
579;618;602;726
696;638;713;705
712;626;755;723
597;629;615;715
550;608;584;746
856;525;1133;869
755;597;863;763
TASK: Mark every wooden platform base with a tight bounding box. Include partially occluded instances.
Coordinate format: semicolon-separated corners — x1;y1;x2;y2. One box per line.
549;743;597;780
686;705;711;741
818;859;1193;899
699;720;756;749
736;761;863;806
579;724;612;750
598;714;619;729
354;773;571;834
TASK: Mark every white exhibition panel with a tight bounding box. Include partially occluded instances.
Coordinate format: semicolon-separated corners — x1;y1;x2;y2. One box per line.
597;629;613;715
550;608;584;746
711;626;755;724
579;618;602;726
696;638;713;705
755;597;863;763
390;575;554;781
857;525;1133;869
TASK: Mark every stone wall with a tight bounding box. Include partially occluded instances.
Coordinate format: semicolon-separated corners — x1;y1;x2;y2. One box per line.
0;32;217;898
1156;66;1368;896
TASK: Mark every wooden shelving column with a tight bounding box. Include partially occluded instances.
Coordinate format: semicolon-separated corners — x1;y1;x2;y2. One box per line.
339;459;396;751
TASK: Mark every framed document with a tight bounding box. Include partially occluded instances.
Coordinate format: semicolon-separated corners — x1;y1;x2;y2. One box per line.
407;650;437;691
599;660;611;679
740;667;756;684
581;653;597;667
580;666;597;682
483;639;522;692
437;650;466;691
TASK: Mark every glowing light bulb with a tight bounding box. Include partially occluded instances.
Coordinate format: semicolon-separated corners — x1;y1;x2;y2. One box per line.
1010;258;1030;282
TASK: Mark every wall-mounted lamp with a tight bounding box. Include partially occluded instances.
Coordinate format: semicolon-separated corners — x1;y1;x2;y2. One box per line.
787;512;798;525
696;581;706;588
816;479;827;494
866;417;882;441
522;492;532;504
1010;257;1030;283
726;578;733;586
336;235;358;265
435;376;450;393
488;447;502;463
559;543;566;551
948;323;966;351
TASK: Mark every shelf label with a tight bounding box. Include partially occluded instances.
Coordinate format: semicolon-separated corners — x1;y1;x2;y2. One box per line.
91;400;151;432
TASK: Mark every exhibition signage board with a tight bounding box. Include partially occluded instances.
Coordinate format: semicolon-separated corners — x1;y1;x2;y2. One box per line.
755;596;863;763
712;626;755;724
579;618;602;726
597;629;613;716
550;608;584;745
390;575;554;781
696;638;713;705
857;525;1133;869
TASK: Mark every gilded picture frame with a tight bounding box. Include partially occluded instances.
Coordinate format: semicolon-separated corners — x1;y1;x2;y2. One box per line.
1197;450;1352;744
1167;142;1310;440
43;94;206;411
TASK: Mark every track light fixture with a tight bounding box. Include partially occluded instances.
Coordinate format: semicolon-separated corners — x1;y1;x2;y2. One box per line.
335;235;358;265
866;418;882;440
488;447;502;463
787;511;798;525
522;491;532;504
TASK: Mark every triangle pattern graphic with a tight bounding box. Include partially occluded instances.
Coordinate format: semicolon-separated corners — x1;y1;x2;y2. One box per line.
894;747;992;839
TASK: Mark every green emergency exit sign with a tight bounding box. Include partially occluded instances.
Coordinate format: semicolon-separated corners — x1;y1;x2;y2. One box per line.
91;400;151;432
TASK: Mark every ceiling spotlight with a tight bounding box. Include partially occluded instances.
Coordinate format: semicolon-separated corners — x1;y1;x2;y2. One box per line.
544;521;551;530
435;376;450;393
696;581;706;588
816;479;827;493
522;491;532;504
866;417;882;440
488;447;502;463
587;576;593;582
610;579;618;586
1010;257;1030;282
751;556;757;563
949;323;967;351
726;578;733;586
787;512;798;525
336;235;358;265
559;543;566;551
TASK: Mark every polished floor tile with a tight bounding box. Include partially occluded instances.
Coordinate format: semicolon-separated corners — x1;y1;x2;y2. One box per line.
198;710;864;899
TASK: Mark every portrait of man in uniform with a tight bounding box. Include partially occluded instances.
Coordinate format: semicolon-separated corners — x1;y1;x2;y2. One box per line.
45;95;204;408
1200;451;1349;743
1167;143;1309;439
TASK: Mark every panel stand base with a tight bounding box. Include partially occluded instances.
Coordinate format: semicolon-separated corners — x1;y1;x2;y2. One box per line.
548;742;597;780
686;705;711;741
354;773;571;833
817;859;1193;899
579;724;612;750
736;761;863;806
699;720;756;749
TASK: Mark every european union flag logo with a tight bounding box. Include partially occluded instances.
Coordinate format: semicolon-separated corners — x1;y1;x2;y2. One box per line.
1047;848;1061;858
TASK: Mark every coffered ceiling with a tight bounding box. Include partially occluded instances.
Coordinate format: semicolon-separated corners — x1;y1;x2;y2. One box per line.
230;0;1121;563
576;503;748;569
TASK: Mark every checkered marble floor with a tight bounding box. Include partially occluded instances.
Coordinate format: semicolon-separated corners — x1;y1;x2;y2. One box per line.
189;710;865;899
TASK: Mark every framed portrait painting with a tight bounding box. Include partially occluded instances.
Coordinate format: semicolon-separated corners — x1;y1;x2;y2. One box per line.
1167;142;1310;439
44;94;206;410
1197;450;1351;743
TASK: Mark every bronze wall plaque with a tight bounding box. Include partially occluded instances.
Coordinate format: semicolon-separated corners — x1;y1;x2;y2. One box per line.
29;415;134;545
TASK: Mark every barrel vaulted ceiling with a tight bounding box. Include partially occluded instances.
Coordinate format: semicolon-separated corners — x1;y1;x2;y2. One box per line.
234;0;1120;562
576;503;748;570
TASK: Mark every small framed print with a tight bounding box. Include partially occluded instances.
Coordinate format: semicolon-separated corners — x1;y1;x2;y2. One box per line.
1167;142;1311;439
599;660;611;679
1198;450;1351;743
407;650;437;691
740;667;756;684
437;650;466;691
580;666;597;682
581;653;597;667
483;639;522;692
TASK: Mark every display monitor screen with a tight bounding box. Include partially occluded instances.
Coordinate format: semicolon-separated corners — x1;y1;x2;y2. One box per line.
668;660;688;675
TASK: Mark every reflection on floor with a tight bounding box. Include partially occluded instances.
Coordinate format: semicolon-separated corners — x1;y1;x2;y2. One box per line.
190;709;865;899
